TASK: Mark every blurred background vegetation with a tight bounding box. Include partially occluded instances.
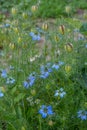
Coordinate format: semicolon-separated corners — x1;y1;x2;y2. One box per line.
0;0;87;18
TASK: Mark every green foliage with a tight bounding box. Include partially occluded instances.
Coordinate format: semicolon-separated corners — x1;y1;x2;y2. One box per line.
80;23;87;35
0;0;87;18
0;1;87;130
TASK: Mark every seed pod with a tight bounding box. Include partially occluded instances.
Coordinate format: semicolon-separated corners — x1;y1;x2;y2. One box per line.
21;126;26;130
64;43;73;52
14;27;19;33
48;120;54;126
30;89;36;96
65;6;71;13
22;12;28;19
18;37;22;43
83;13;87;19
11;8;17;15
54;35;59;42
65;65;71;73
31;5;38;12
59;25;65;35
0;87;6;93
9;43;15;49
42;23;48;30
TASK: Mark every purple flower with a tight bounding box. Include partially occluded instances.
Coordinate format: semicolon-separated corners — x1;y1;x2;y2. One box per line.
39;105;54;118
1;69;7;78
23;72;36;88
77;110;87;120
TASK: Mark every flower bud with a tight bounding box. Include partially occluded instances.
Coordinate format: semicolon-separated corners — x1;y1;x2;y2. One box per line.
48;120;54;126
9;43;15;49
83;13;87;19
14;27;19;33
11;7;17;15
31;5;38;12
22;12;28;19
42;23;48;30
65;6;71;13
0;87;6;93
59;25;65;35
64;43;73;52
54;35;60;42
18;37;22;43
21;126;26;130
30;89;36;96
65;65;71;73
84;102;87;108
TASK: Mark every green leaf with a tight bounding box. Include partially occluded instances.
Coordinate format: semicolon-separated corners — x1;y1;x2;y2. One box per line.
14;93;25;104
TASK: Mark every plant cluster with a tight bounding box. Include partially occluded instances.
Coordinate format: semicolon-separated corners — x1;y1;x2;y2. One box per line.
0;1;87;130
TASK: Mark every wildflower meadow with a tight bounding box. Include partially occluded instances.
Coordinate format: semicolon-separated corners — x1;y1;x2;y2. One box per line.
0;0;87;130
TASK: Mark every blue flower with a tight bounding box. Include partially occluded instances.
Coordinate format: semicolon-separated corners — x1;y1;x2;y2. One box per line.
32;34;41;41
9;65;14;70
73;28;79;32
39;105;54;118
6;77;15;84
54;88;66;98
4;23;10;28
58;61;64;66
29;32;35;37
0;91;4;97
78;36;85;41
1;69;7;78
52;61;64;70
85;44;87;48
23;72;36;88
40;63;52;79
29;32;41;41
77;110;87;120
0;52;4;56
52;64;59;70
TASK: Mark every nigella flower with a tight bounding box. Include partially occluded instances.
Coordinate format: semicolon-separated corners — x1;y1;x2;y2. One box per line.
58;61;64;66
78;35;85;41
85;44;87;48
6;77;15;84
9;65;14;70
1;69;7;78
0;52;4;56
52;64;59;70
73;28;79;32
23;72;36;88
4;23;10;28
40;63;52;79
54;88;66;98
0;91;4;97
29;32;35;37
52;61;64;70
39;105;54;118
77;110;87;120
29;32;41;41
32;34;41;41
